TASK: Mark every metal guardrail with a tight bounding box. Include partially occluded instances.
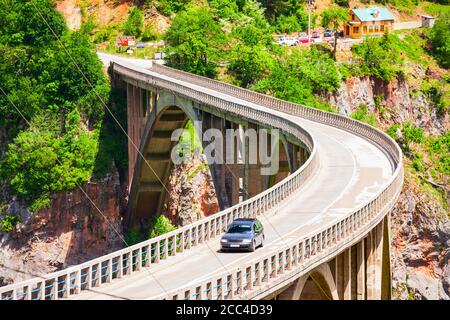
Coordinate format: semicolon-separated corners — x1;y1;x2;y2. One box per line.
0;62;403;300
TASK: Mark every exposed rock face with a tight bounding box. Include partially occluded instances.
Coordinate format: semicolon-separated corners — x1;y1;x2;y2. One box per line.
330;75;450;300
165;154;220;226
331;75;449;135
391;180;450;300
55;0;82;30
330;76;375;116
0;169;124;285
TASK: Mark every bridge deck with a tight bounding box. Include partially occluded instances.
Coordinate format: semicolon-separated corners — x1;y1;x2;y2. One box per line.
71;54;392;299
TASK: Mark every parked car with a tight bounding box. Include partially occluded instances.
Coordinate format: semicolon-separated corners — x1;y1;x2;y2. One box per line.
298;32;307;38
220;218;265;252
311;31;320;38
298;35;310;43
323;29;334;37
277;36;299;46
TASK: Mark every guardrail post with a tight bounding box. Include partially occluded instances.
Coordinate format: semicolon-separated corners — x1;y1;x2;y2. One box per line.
204;222;210;241
74;270;81;294
154;242;160;263
127;252;133;275
193;227;199;246
86;266;93;290
163;239;169;260
37;281;44;300
136;248;142;271
63;274;70;298
52;278;58;300
106;259;113;282
286;248;292;270
144;245;151;267
299;242;304;264
170;235;176;257
117;256;123;278
292;245;298;267
179;232;185;253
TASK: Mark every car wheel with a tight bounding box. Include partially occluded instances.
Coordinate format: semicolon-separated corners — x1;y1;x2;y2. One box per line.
249;240;256;252
260;236;264;248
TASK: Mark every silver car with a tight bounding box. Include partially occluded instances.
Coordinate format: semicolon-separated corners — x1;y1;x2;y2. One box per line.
220;218;265;252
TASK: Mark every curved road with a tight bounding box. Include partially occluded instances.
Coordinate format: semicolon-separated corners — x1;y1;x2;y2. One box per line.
70;54;393;299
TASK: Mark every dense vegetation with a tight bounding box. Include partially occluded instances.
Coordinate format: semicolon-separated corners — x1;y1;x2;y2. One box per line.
0;0;126;217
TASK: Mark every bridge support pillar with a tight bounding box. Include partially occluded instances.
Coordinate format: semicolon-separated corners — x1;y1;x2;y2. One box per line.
366;219;385;300
381;215;392;300
247;123;263;198
343;248;352;300
127;83;144;187
356;240;366;300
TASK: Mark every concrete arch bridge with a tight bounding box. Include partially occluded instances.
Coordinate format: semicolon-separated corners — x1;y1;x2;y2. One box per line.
0;54;403;300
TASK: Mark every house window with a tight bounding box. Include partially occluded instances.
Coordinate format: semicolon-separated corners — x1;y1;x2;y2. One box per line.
380;25;385;32
375;25;379;33
369;26;374;33
353;26;359;33
363;26;368;33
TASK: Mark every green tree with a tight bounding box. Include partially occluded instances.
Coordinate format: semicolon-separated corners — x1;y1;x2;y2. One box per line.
402;122;425;150
352;34;404;81
210;0;240;20
0;0;111;212
252;46;341;110
231;0;273;46
430;13;450;68
156;0;192;16
122;6;144;37
0;0;66;47
164;6;227;77
321;7;348;58
228;45;274;87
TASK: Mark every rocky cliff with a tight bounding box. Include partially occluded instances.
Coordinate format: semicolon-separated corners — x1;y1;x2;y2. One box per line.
330;74;449;300
165;154;220;226
0;169;124;286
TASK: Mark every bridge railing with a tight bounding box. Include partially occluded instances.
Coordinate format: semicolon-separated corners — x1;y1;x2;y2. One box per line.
0;63;319;300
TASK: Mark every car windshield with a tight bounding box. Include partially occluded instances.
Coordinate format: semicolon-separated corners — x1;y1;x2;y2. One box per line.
227;224;253;234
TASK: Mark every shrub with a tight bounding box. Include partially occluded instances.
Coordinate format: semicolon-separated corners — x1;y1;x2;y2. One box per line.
402;122;425;147
148;215;176;238
430;12;450;68
350;104;377;126
0;215;20;233
387;124;401;141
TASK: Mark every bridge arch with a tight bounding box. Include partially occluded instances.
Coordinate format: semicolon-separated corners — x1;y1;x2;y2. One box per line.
127;90;202;228
278;263;339;300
